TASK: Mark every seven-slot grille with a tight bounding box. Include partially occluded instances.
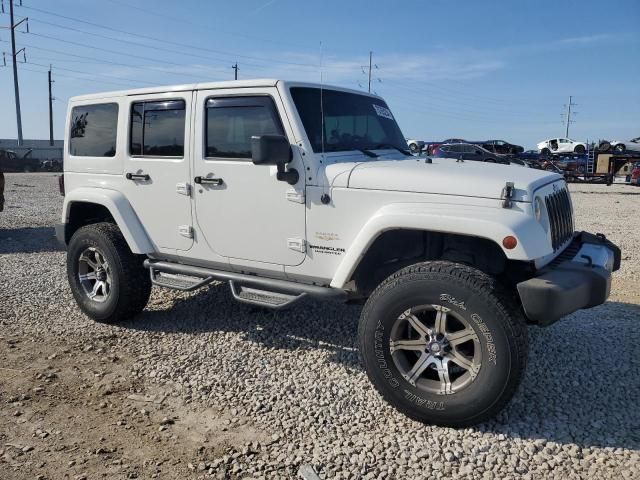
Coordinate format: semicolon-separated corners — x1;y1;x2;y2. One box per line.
545;186;574;251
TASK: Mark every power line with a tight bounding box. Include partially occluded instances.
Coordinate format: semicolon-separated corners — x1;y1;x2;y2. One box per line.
26;60;151;86
14;63;147;88
0;40;230;79
100;0;315;49
15;3;325;69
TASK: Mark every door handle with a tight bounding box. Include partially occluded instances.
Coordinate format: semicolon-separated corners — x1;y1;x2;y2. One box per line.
194;176;223;186
126;172;150;181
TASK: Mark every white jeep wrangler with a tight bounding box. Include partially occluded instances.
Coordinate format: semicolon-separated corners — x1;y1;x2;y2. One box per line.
57;80;620;427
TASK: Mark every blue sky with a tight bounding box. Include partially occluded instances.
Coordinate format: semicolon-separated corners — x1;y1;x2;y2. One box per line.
0;0;638;148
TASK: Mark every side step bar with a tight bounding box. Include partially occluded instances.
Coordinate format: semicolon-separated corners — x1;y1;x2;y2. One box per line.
144;259;347;308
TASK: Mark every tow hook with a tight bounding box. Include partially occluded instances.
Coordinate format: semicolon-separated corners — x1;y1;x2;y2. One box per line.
501;182;514;208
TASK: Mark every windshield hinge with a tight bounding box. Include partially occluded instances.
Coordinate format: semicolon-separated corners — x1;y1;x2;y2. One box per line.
501;182;514;208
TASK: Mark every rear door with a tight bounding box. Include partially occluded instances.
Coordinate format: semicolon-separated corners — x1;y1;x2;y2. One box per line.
122;91;194;252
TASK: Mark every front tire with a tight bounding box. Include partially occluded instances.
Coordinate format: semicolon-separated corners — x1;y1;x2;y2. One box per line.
574;145;585;154
614;144;626;153
67;222;151;323
358;261;527;427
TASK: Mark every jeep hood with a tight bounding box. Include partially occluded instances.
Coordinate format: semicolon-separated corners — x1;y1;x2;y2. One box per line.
323;156;561;202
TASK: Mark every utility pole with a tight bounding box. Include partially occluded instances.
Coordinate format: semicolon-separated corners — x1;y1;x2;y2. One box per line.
359;51;380;94
48;65;54;146
232;63;238;80
9;0;26;145
563;95;578;138
368;51;372;93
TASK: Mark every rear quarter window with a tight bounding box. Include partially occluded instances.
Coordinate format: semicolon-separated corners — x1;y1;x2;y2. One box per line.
69;103;119;157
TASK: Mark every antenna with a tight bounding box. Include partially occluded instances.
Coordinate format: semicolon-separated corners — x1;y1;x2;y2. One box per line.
319;40;325;158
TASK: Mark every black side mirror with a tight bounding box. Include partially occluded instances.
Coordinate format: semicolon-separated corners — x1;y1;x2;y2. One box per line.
251;134;299;185
251;134;291;165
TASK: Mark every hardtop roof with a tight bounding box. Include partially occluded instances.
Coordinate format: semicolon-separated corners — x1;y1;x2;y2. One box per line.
68;79;381;102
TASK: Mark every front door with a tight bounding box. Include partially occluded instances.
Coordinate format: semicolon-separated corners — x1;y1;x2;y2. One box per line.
122;91;193;252
192;88;306;266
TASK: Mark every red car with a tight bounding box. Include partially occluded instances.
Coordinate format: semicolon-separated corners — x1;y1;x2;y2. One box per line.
630;162;640;186
426;138;466;155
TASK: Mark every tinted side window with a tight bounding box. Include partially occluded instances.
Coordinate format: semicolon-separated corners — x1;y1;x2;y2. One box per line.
69;103;118;157
130;100;185;156
205;96;284;159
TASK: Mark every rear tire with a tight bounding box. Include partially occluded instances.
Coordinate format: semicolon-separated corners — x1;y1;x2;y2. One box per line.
358;261;527;427
614;144;626;153
67;222;151;323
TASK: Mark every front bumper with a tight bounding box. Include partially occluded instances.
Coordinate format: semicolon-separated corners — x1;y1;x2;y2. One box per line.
517;231;621;326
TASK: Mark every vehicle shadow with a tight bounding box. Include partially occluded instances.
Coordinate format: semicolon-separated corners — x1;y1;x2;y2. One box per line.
125;287;639;451
486;301;640;451
0;226;63;254
126;283;361;363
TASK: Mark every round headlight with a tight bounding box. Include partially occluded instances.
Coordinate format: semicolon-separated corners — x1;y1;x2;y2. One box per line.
534;197;543;221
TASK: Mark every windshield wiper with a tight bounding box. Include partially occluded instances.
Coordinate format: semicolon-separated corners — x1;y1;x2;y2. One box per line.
356;148;378;158
372;143;412;156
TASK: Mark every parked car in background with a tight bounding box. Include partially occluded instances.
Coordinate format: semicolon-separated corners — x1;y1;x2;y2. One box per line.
425;138;466;155
0;166;4;212
599;137;640;154
480;139;524;155
630;162;640;185
537;138;586;155
434;143;505;163
538;155;586;172
518;149;544;161
405;138;425;154
0;149;42;172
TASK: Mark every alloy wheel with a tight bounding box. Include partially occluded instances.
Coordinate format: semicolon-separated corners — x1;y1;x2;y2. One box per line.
389;305;482;395
78;247;112;303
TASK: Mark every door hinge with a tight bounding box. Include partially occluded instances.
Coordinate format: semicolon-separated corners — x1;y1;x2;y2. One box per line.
287;237;306;253
178;225;194;239
176;182;191;196
286;189;305;204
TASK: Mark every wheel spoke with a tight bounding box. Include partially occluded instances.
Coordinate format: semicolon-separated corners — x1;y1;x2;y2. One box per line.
407;314;431;338
434;358;453;395
448;348;475;371
79;272;98;281
433;307;448;335
447;328;477;346
390;338;427;353
406;353;436;385
94;251;105;268
88;281;101;299
79;252;99;270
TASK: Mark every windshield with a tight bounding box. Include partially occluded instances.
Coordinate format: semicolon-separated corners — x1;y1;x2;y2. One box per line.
290;87;406;154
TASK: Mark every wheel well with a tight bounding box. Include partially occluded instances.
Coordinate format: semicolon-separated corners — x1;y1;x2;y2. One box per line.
349;229;532;296
65;202;115;243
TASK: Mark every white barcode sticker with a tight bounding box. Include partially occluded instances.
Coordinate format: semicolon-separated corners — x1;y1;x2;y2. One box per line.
373;104;394;120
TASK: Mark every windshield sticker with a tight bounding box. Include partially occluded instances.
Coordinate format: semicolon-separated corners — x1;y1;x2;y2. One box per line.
373;104;394;120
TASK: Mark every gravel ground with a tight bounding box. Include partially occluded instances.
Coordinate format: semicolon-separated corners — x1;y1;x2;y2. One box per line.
1;173;639;480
